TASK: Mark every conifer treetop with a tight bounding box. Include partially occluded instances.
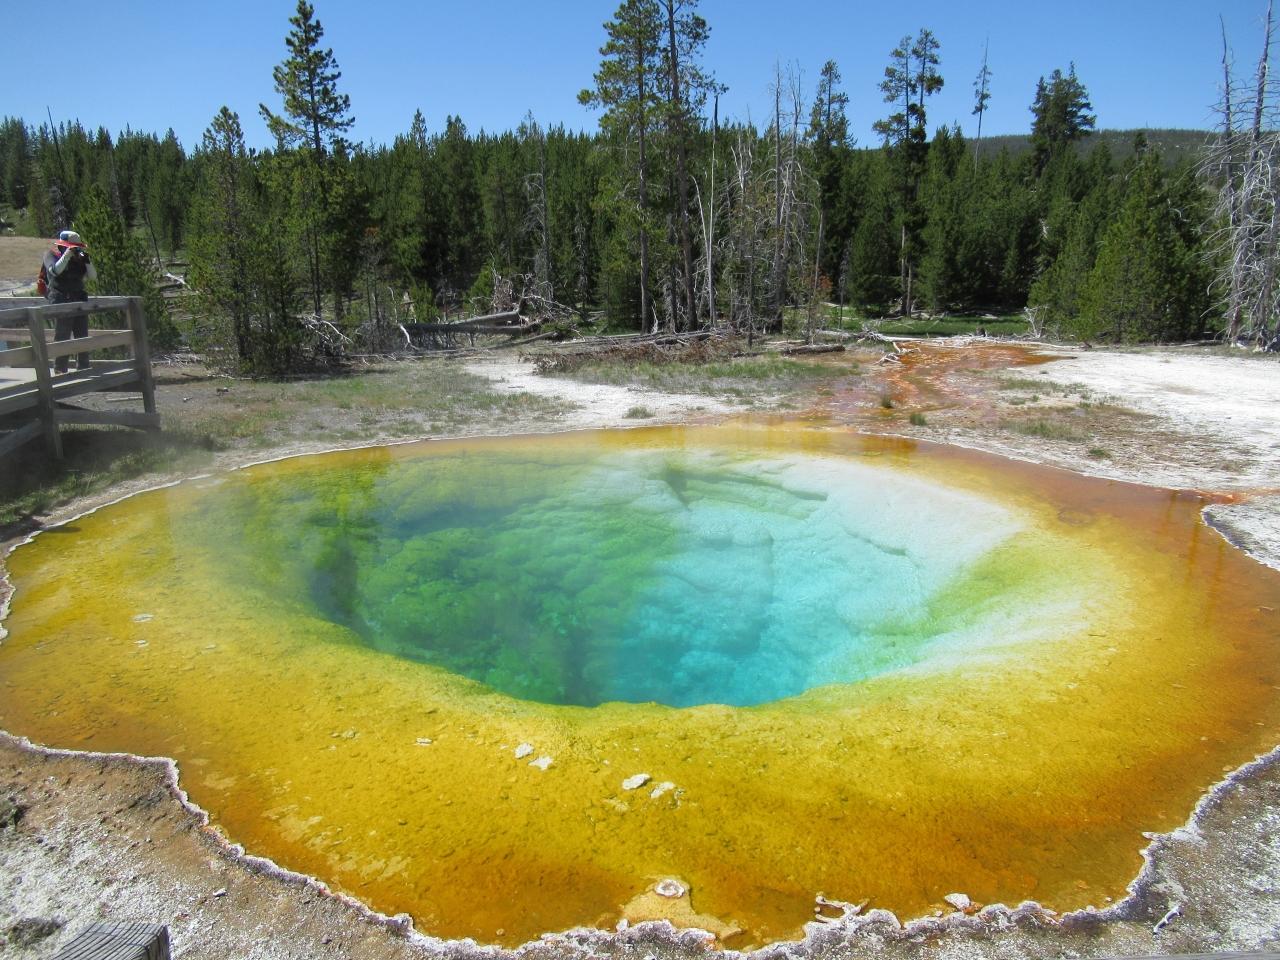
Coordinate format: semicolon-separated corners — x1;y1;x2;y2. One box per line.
260;0;354;157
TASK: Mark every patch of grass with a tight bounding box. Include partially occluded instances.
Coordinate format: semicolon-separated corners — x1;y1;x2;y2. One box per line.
624;406;654;419
1003;419;1087;442
1088;447;1112;459
544;350;855;408
880;395;895;409
909;411;928;426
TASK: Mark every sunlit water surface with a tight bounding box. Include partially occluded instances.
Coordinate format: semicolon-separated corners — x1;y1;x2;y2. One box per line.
2;426;1278;947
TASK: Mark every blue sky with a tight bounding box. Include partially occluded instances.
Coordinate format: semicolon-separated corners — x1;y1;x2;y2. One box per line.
5;1;1273;149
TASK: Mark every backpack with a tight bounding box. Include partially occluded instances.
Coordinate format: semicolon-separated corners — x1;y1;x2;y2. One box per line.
37;262;48;297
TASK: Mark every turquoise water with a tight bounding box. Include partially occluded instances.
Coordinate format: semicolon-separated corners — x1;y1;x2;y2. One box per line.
187;444;1021;707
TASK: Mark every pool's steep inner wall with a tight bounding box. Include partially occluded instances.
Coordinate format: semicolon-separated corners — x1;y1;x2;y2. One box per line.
2;426;1278;948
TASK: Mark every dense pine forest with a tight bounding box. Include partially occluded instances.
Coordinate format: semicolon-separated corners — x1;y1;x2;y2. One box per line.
0;0;1261;371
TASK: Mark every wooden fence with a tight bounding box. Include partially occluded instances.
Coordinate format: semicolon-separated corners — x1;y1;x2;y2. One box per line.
0;296;158;460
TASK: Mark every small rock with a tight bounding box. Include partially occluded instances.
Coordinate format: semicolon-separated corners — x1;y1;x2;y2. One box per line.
649;781;675;799
529;756;553;771
944;893;972;911
415;738;433;746
7;918;61;947
0;796;24;828
616;919;629;932
654;879;686;899
132;614;153;623
216;387;230;394
213;888;227;898
514;743;534;759
342;730;357;739
621;773;651;791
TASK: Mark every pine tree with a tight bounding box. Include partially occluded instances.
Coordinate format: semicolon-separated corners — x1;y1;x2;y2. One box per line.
1076;149;1208;341
74;182;178;347
1030;65;1096;173
972;41;992;169
657;0;719;329
808;61;851;288
580;0;665;329
259;1;354;158
259;0;358;320
189;108;306;373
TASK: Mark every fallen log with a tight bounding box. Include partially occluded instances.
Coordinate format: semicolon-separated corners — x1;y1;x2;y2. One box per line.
405;320;536;336
781;343;846;356
495;330;558;349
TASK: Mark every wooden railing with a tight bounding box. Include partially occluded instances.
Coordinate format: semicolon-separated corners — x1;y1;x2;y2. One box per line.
0;296;158;460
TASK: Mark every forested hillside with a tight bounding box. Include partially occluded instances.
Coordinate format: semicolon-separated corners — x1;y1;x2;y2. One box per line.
0;0;1258;371
977;128;1213;166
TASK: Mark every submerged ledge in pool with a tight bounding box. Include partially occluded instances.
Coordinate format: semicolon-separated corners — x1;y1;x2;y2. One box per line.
3;425;1278;948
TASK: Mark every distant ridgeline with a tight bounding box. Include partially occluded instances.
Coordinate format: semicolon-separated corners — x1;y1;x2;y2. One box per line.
0;4;1236;364
976;128;1216;166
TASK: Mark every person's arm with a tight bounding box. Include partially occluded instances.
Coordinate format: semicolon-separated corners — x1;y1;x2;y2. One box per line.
49;248;75;276
51;245;83;276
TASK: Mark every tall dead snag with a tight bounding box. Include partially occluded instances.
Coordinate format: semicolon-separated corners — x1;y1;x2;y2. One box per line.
1204;1;1280;346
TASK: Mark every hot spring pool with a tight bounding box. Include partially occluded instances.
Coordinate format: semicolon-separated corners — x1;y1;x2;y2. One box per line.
2;425;1278;946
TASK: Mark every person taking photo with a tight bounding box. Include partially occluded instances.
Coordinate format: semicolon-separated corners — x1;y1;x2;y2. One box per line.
39;230;98;374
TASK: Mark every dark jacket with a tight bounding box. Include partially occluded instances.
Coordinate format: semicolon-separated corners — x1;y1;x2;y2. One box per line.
43;247;92;303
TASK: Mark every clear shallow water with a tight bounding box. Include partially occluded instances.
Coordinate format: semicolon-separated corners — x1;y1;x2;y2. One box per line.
199;447;1018;707
3;426;1280;947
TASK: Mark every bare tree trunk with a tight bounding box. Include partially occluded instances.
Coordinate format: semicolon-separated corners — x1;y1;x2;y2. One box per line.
773;69;784;327
707;94;718;325
636;32;652;333
665;0;697;331
539;133;552;301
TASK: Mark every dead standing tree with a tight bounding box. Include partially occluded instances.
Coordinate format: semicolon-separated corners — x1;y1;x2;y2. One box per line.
521;113;554;303
715;100;813;343
766;62;808;330
1204;2;1280;347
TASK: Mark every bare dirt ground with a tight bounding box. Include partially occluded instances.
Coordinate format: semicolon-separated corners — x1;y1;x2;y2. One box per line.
0;237;47;297
2;339;1279;959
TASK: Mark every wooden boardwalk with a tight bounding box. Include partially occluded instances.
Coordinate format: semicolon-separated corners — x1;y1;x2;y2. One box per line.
0;296;158;459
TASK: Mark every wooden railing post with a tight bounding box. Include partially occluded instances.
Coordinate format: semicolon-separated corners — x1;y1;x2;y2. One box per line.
126;297;157;418
25;306;63;459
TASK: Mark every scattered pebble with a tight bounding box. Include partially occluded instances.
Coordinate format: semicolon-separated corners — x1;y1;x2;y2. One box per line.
654;879;686;898
132;614;153;623
616;919;629;932
342;730;357;739
514;743;534;759
622;773;651;791
529;756;553;771
134;640;148;647
649;781;675;799
944;893;972;911
213;888;227;898
415;738;433;746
